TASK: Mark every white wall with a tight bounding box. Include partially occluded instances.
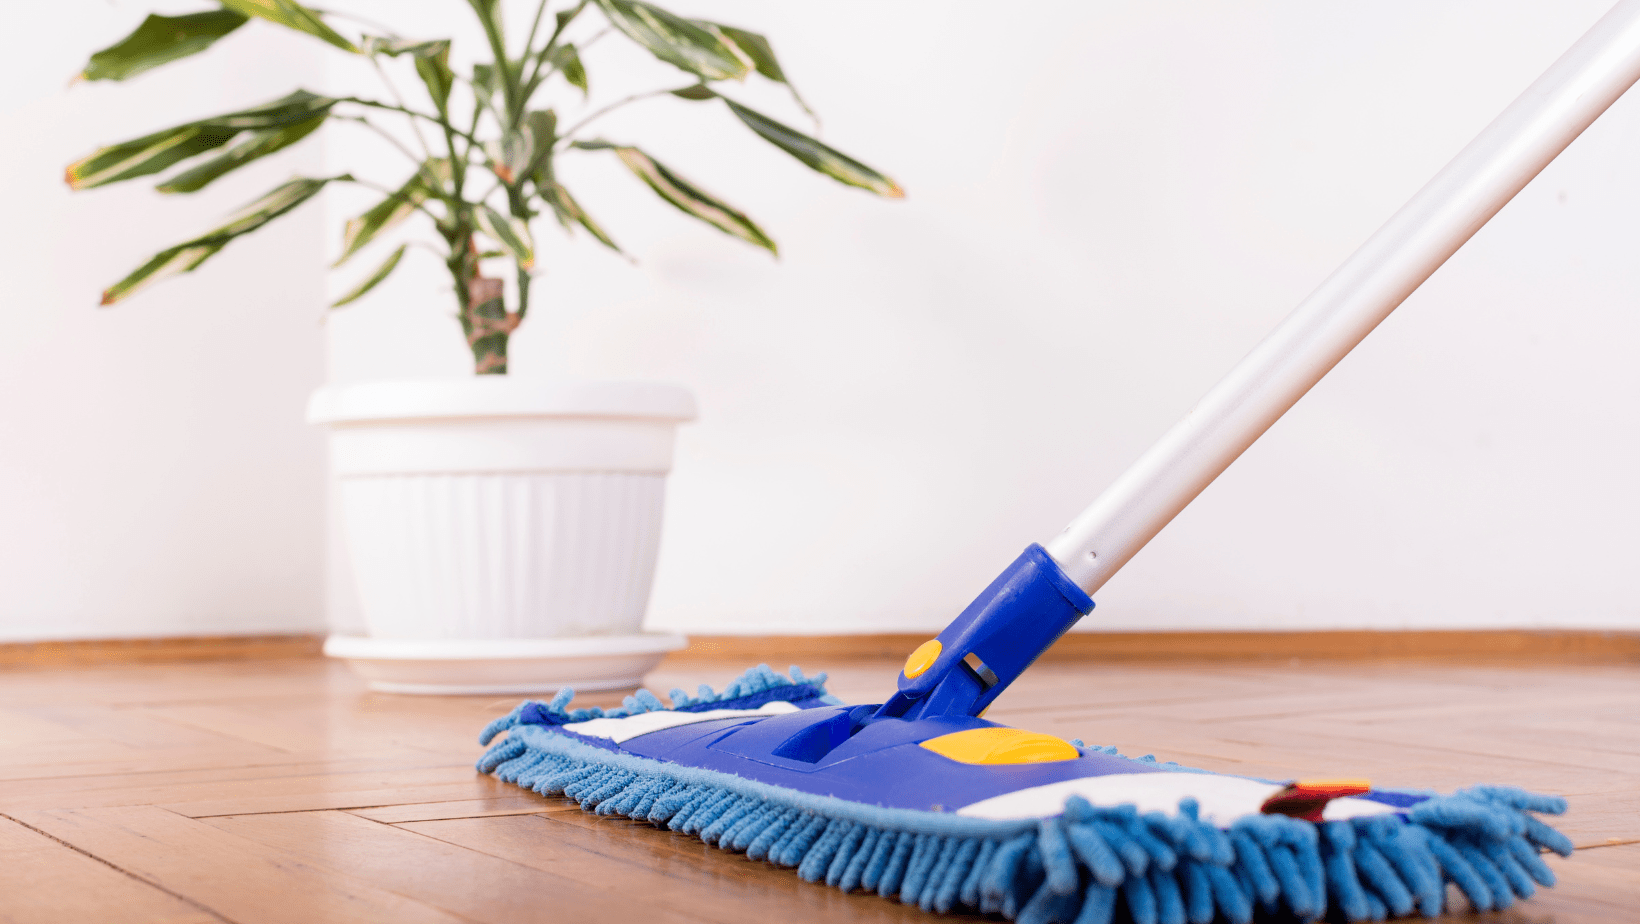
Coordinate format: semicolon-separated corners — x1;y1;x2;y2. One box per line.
6;2;1637;642
0;4;328;641
326;0;1640;635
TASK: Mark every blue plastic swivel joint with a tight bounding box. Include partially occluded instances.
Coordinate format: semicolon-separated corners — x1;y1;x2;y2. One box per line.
874;543;1094;721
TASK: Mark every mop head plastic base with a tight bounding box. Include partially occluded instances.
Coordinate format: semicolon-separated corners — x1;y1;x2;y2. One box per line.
477;665;1572;924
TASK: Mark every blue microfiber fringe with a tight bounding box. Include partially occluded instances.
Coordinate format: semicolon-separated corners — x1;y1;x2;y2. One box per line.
476;666;1572;923
477;663;840;746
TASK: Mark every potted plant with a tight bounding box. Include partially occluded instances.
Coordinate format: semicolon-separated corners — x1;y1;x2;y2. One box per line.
69;0;900;692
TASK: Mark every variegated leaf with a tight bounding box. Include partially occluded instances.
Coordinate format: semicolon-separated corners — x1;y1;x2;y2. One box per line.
493;129;533;185
66;90;336;190
592;0;747;81
475;205;535;270
102;175;346;304
335;164;441;266
156;111;328;193
540;181;621;253
723;99;902;198
218;0;358;52
577;142;774;253
332;244;407;307
708;24;813;116
522;110;558;185
80;10;249;82
361;36;455;115
551;44;588;95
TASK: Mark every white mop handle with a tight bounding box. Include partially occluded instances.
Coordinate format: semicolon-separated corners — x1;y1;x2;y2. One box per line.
1045;1;1640;595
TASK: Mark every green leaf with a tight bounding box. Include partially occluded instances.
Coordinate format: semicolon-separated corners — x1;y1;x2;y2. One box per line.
472;62;500;112
711;26;781;82
218;0;358;52
551;43;588;96
155;110;328;193
67;124;229;191
414;50;456;116
579;142;775;254
670;84;716;101
475;204;535;270
358;36;443;56
554;2;588;37
592;0;747;81
522;110;558;186
102;174;346;304
66;89;336;190
80;10;249;82
362;36;455;116
491;128;533;185
539;180;621;253
709;24;814;117
331;243;406;307
722;99;903;198
335;164;441;266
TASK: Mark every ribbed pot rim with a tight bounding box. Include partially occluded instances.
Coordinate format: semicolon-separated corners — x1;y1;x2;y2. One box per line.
308;377;697;425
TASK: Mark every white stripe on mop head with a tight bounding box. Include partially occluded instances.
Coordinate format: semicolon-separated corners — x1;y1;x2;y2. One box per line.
955;772;1400;824
563;700;800;744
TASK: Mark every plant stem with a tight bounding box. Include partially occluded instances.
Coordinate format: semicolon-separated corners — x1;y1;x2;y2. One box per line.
335;115;425;168
368;57;434;160
577;25;614;52
337;176;445;226
308;6;399;36
505;185;534;323
555;88;671;145
338;97;481;144
524;0;587;101
469;1;522;126
522;0;550;60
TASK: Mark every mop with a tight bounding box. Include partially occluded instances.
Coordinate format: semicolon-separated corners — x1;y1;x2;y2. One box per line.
478;4;1640;921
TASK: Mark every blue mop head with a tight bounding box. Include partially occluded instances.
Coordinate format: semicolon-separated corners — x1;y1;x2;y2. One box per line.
477;548;1570;922
477;663;1573;924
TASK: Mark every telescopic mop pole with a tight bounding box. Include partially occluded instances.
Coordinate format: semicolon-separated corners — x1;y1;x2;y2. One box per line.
1045;1;1640;595
888;2;1640;719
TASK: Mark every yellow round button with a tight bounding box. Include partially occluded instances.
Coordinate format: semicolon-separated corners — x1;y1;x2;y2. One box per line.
903;639;942;678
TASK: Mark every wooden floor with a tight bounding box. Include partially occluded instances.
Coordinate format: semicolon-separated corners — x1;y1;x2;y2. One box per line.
0;655;1635;923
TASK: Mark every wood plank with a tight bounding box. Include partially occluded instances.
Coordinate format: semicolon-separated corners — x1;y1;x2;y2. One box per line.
0;741;346;783
0;653;1634;921
1015;712;1640;796
348;795;574;823
1556;791;1640;848
5;630;1635;668
0;635;322;666
0;815;221;924
135;695;514;755
11;703;262;750
1227;714;1640;777
0;658;346;707
165;780;510;819
1478;847;1640;922
0;762;482;813
12;806;468;924
206;809;726;924
668;630;1640;664
399;811;982;924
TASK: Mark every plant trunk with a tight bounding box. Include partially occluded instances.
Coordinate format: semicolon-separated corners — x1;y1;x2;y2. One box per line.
465;277;515;374
450;234;518;375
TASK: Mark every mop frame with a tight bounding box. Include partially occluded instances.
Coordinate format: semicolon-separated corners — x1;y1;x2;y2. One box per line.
478;666;1573;923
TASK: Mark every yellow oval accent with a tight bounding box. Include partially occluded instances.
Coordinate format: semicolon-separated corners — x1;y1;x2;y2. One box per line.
919;727;1080;765
903;639;942;679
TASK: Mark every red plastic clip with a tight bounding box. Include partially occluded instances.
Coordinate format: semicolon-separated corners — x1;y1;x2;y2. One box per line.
1260;779;1373;822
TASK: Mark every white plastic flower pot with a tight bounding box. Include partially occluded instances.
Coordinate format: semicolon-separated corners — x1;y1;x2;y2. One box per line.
308;378;694;694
